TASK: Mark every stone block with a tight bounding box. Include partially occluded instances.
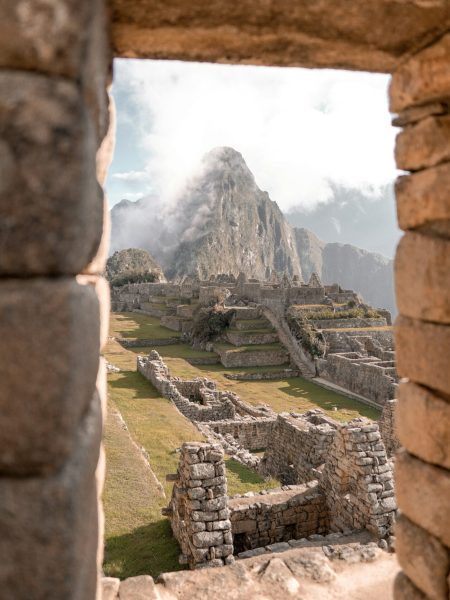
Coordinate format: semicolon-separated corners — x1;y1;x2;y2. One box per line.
0;278;100;475
0;71;103;275
0;394;101;599
395;232;450;324
392;102;448;127
397;381;450;469
390;33;450;113
396;450;450;547
395;115;450;171
102;577;120;600
395;163;450;234
189;463;216;480
192;531;223;548
394;572;428;600
395;316;450;395
396;513;450;600
119;575;158;600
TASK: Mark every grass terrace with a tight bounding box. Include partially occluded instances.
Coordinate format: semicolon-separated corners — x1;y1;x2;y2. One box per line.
111;312;181;340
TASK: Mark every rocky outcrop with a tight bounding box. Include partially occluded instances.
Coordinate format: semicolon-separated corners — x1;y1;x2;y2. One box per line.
167;147;302;281
106;248;166;284
111;147;395;313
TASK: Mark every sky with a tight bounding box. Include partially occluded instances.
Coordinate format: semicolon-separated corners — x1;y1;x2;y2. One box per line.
106;59;401;256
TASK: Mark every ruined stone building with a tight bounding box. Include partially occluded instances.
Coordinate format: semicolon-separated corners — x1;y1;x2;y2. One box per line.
1;1;450;599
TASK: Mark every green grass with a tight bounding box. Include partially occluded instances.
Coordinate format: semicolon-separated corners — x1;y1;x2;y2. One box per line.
228;327;275;334
216;342;284;354
134;343;217;360
112;312;181;340
225;459;278;494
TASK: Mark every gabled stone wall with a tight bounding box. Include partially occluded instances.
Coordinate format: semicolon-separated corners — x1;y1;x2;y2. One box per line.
320;420;396;539
261;411;338;484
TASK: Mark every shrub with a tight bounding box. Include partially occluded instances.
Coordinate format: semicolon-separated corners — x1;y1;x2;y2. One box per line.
191;304;236;347
286;311;326;358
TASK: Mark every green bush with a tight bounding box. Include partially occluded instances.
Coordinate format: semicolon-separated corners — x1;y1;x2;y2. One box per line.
286;311;326;358
191;305;235;346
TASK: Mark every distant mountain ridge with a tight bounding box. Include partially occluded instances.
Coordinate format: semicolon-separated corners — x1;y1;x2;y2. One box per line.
110;147;396;314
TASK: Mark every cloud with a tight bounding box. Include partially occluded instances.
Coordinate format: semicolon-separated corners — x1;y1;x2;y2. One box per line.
110;59;398;213
112;170;150;182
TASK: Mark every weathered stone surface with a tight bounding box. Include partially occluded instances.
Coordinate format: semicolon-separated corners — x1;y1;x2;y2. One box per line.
396;513;450;600
395;316;450;395
190;463;216;480
111;0;450;72
392;102;448;127
390;32;450;113
0;1;99;77
77;275;110;350
395;163;450;233
395;450;450;547
0;279;100;475
0;71;103;275
102;577;120;600
0;395;101;599
119;575;158;599
397;382;450;469
395;115;450;172
395;232;450;324
394;572;428;600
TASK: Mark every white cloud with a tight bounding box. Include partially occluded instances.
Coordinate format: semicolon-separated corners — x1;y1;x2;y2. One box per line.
111;59;397;212
112;170;150;182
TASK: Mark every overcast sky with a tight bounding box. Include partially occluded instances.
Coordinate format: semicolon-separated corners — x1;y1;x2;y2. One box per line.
107;59;398;208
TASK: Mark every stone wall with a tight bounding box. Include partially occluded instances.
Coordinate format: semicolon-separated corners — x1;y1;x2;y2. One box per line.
0;1;112;597
379;400;400;457
261;411;338;484
390;33;450;598
229;483;328;552
137;351;236;422
318;352;398;407
201;419;275;451
167;443;234;569
321;420;396;539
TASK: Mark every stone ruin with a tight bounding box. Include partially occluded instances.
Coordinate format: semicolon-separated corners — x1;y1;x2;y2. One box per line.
166;443;234;569
166;419;396;568
113;277;398;411
143;354;398;569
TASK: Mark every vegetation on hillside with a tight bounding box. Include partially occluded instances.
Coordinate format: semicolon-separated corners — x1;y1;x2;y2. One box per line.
107;248;165;286
286;310;326;358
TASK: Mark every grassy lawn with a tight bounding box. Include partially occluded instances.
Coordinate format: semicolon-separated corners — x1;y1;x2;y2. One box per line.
111;312;181;340
215;342;284;354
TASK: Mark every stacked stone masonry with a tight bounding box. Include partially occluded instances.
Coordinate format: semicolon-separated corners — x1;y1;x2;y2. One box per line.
168;443;235;569
261;411;338;484
0;1;112;598
168;416;396;568
390;31;450;600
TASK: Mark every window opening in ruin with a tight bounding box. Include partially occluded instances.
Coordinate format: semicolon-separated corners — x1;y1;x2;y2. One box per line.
105;58;399;580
